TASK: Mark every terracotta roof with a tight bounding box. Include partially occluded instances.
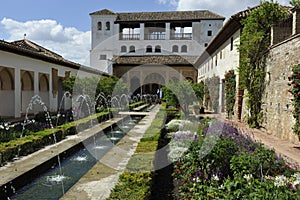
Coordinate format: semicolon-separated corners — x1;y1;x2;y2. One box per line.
90;9;116;15
90;9;225;22
11;39;63;60
0;39;107;75
112;55;199;65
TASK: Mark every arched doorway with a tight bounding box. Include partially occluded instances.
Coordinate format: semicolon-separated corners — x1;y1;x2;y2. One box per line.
130;76;141;96
143;73;165;95
39;74;50;108
0;68;14;116
21;71;34;113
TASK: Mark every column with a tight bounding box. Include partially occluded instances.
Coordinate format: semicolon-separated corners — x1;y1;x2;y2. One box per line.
165;22;170;40
34;71;39;95
140;23;144;40
14;68;21;118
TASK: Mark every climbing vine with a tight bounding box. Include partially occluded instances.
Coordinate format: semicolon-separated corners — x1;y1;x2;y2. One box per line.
288;64;300;138
205;75;220;113
224;70;236;118
204;80;210;109
238;1;288;128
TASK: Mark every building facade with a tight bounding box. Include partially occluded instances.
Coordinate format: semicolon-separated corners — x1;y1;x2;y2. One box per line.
197;5;300;144
89;9;225;81
197;8;248;118
0;39;105;118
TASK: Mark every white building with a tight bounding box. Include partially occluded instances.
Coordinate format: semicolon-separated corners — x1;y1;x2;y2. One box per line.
196;8;253;118
0;39;106;118
89;9;225;74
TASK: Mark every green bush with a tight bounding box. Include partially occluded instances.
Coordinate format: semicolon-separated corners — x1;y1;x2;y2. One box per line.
107;172;152;200
108;104;167;199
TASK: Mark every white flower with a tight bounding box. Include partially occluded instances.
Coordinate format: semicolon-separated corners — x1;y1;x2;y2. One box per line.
274;175;287;187
243;174;253;181
0;125;4;129
212;174;219;181
291;173;300;188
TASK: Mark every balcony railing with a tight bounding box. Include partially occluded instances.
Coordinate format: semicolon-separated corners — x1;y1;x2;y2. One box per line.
144;33;166;40
171;33;192;40
119;34;140;40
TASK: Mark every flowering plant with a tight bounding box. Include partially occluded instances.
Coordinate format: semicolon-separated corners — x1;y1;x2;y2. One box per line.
224;70;236;118
288;64;300;138
172;119;300;199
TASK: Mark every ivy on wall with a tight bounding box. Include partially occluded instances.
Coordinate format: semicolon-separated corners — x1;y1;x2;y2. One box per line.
288;64;300;138
205;75;220;113
224;70;236;118
238;1;288;128
204;81;210;109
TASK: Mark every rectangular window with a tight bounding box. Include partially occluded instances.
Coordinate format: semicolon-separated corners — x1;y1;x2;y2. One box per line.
100;54;107;60
207;30;212;36
230;37;234;51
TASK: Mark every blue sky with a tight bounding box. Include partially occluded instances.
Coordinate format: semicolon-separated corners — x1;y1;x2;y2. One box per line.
0;0;291;66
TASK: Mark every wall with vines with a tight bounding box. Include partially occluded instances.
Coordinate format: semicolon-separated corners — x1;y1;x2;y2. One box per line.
224;70;236;118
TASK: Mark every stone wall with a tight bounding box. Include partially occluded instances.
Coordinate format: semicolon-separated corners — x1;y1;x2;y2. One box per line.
262;34;300;144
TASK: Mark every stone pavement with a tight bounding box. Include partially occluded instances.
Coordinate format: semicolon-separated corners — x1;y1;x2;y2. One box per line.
60;104;161;200
232;120;300;170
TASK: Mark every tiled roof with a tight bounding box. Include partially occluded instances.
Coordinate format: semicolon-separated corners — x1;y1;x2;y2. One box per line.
11;39;63;60
0;39;107;75
90;9;225;21
90;9;116;15
112;55;199;65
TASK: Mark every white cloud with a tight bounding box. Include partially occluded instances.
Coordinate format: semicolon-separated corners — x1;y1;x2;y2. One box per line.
1;18;91;66
159;0;291;19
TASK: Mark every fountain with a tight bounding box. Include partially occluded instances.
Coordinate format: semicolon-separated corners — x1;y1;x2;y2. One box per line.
74;94;94;130
55;91;73;126
2;90;145;199
95;92;111;120
14;95;66;197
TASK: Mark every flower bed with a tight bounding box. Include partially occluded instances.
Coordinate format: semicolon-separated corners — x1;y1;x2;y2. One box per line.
170;119;300;199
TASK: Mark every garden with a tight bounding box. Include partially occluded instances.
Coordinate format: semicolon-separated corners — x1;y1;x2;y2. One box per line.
106;79;300;200
0;75;156;166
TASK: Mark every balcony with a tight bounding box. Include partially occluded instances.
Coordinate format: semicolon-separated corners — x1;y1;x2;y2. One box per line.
144;33;166;40
171;33;192;40
119;34;140;40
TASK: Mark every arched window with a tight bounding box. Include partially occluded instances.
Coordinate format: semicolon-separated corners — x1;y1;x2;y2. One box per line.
155;45;161;53
146;45;152;53
121;46;127;53
106;21;110;30
21;71;33;91
172;45;178;52
129;45;135;53
39;74;49;91
97;21;102;30
181;45;187;53
0;68;13;90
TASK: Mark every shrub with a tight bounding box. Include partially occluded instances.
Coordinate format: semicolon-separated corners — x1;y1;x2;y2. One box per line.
107;172;152;200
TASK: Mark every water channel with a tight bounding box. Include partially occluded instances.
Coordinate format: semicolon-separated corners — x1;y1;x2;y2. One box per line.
8;116;142;200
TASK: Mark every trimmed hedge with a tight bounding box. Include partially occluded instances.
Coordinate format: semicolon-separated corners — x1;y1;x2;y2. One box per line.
107;103;167;200
0;112;110;166
129;101;144;111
